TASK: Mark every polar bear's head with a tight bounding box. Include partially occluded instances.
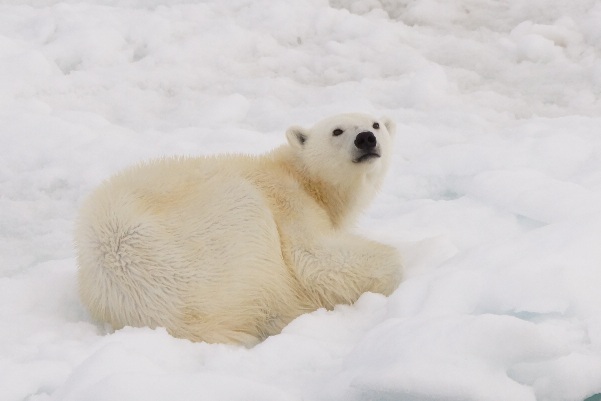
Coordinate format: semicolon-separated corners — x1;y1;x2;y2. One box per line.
286;113;396;187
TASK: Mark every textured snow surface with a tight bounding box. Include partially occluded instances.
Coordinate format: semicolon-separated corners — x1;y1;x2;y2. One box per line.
1;1;601;400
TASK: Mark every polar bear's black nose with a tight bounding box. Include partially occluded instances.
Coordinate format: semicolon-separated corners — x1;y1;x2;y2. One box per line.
354;132;377;150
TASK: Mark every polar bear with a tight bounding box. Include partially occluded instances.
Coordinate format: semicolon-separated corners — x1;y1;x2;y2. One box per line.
76;112;402;346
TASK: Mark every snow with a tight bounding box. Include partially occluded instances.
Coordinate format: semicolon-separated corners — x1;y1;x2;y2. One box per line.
1;0;601;400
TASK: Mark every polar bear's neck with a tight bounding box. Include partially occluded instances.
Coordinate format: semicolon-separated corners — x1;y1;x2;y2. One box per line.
272;147;379;229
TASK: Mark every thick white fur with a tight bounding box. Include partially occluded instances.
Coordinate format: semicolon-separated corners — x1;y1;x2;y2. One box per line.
76;113;402;345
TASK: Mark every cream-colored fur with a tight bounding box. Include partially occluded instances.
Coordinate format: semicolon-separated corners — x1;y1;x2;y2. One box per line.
76;113;402;345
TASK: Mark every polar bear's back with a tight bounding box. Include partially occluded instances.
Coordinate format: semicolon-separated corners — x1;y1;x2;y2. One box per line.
76;156;295;344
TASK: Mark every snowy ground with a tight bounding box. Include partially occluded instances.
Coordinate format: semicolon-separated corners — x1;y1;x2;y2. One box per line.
1;1;601;400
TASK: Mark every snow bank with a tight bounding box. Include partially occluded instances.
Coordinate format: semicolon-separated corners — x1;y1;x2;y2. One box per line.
1;1;601;400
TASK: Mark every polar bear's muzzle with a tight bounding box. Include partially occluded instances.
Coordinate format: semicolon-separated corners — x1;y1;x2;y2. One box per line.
353;131;381;163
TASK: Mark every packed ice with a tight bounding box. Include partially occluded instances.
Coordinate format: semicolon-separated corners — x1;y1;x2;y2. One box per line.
1;1;601;400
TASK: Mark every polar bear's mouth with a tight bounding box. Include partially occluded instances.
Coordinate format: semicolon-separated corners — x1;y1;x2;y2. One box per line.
353;152;381;163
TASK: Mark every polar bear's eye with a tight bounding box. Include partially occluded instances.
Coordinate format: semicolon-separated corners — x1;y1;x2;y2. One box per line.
373;122;380;129
332;128;344;136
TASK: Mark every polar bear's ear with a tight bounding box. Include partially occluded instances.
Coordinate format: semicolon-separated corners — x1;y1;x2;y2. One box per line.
286;126;308;150
382;117;396;137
